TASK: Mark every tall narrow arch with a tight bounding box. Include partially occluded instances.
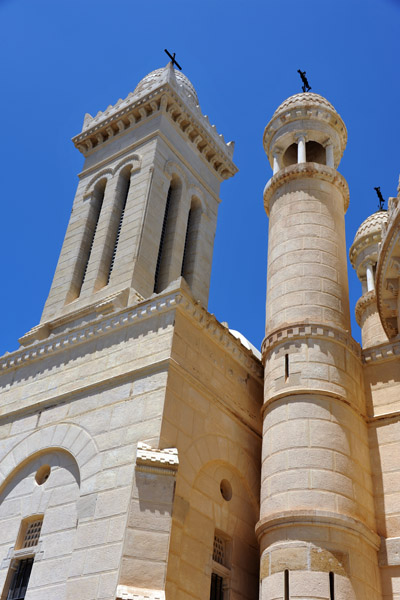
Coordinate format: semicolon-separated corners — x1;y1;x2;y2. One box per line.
103;165;132;287
181;196;202;288
154;175;183;293
67;178;107;302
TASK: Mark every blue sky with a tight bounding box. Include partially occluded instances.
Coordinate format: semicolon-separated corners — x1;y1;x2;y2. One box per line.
1;0;399;355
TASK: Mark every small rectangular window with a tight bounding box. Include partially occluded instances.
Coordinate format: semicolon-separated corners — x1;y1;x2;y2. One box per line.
284;569;289;600
285;353;289;381
22;520;42;549
329;571;335;600
213;534;226;566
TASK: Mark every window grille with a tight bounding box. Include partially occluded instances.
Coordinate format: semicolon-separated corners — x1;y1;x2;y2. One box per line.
107;179;130;284
213;534;226;566
210;573;223;600
154;185;172;293
6;558;33;600
181;208;192;277
79;186;105;293
22;520;42;548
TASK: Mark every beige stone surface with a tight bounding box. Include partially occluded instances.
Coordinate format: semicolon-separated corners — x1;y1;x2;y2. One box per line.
2;69;400;600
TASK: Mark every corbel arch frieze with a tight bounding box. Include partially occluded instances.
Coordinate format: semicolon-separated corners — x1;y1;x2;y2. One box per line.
0;422;99;495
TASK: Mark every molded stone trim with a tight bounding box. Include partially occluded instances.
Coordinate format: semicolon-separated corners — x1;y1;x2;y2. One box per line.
116;585;165;600
181;434;260;511
2;288;262;381
136;442;178;476
363;338;400;364
262;322;361;361
263;162;350;215
83;155;142;197
72;84;237;180
0;423;99;496
255;510;380;551
355;290;377;325
83;168;114;198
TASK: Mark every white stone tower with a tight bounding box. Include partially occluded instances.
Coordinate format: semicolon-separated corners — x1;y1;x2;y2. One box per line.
21;62;237;345
350;211;389;349
258;93;382;599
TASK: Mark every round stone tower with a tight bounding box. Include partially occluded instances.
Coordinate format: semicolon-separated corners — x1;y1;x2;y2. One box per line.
350;210;389;348
257;93;382;599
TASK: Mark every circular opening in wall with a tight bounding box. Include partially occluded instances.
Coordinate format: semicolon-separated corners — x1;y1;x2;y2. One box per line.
35;465;51;486
220;479;232;501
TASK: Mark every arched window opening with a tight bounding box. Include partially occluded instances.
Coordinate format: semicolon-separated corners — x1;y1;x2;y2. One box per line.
282;143;298;167
77;179;106;297
154;177;182;293
306;140;326;165
181;198;202;287
106;166;132;285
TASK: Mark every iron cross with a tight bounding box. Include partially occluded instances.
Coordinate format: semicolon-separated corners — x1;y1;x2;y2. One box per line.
298;69;311;92
374;186;386;210
164;49;182;71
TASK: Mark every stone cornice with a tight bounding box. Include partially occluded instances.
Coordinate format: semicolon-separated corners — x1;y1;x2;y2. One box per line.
355;290;377;326
255;510;380;550
136;442;178;476
261;323;361;362
376;194;400;338
1;287;262;381
263;163;349;216
362;337;400;364
261;388;365;420
116;586;165;600
72;85;237;181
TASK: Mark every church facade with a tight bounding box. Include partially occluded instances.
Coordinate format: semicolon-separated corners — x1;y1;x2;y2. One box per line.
0;62;399;600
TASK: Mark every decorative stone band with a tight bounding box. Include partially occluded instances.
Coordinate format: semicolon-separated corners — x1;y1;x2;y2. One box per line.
72;86;237;181
255;510;380;552
1;287;262;380
263;162;350;216
19;288;133;347
259;541;349;579
261;322;361;362
363;338;400;364
355;290;377;326
376;193;400;338
136;442;179;476
260;388;362;419
116;586;165;600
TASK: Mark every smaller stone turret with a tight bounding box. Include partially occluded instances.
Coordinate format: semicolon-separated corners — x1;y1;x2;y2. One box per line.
350;211;389;348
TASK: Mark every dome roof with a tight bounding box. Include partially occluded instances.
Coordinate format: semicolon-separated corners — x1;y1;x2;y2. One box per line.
353;210;388;245
273;92;337;118
133;64;199;104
